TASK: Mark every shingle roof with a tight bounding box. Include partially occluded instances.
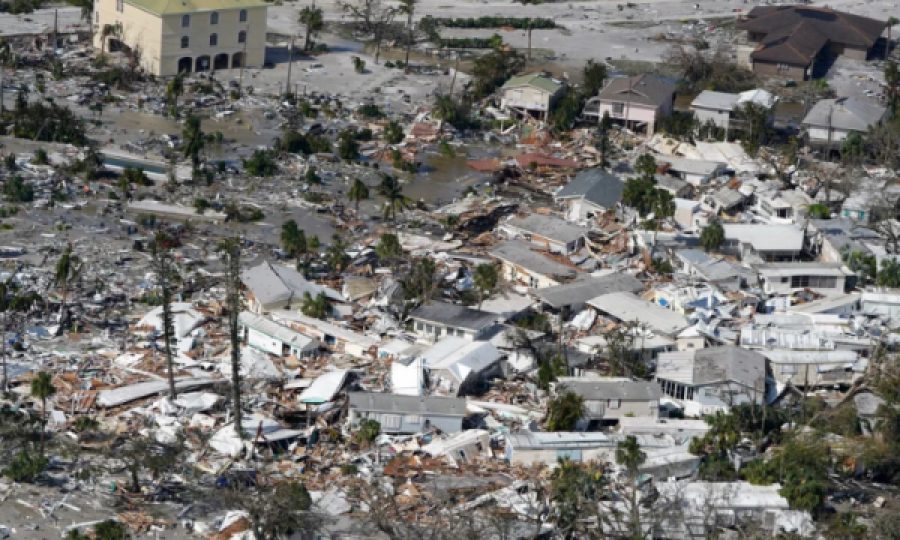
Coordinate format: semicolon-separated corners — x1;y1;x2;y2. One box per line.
559;380;663;401
348;392;467;416
694;346;766;388
127;0;267;16
410;302;498;331
802;97;886;132
505;213;587;244
740;6;886;66
241;260;343;307
596;75;677;108
489;240;578;280
691;91;740;111
556;169;625;209
501;72;564;94
534;274;644;308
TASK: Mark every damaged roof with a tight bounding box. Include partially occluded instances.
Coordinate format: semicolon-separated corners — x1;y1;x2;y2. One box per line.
555;169;625;209
410;302;499;331
490;240;578;279
534;273;644;308
559;380;663;401
802;97;886;132
348;392;467;416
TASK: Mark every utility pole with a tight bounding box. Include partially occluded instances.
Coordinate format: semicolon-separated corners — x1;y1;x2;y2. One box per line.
284;35;295;99
527;25;532;62
52;9;58;53
238;25;248;98
448;52;460;98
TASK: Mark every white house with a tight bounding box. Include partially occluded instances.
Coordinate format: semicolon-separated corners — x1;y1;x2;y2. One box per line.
754;262;854;297
690;88;776;136
239;311;319;358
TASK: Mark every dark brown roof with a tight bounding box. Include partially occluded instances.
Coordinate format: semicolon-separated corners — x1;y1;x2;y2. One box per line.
596;74;677;108
740;6;886;66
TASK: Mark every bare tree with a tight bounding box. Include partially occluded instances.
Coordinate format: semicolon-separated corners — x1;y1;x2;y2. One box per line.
149;232;179;400
218;237;245;440
339;0;397;64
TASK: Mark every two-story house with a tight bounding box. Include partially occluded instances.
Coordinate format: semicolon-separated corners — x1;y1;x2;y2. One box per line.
500;72;566;121
94;0;267;76
691;88;776;137
582;74;677;135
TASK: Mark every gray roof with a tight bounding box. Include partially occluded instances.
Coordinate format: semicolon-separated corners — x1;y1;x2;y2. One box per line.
348;392;467;416
710;186;745;209
754;262;853;278
655;174;690;193
597;74;677;108
560;380;663;401
653;155;726;176
490;240;578;279
802;97;886;132
722;224;805;253
556;169;625;209
238;311;318;349
676;249;713;266
534;274;644;308
694;346;766;388
587;292;689;336
410;302;498;331
241;260;343;307
691;90;739;111
505;213;587;244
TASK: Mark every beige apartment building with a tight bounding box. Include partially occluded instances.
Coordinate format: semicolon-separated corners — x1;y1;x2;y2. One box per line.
93;0;267;77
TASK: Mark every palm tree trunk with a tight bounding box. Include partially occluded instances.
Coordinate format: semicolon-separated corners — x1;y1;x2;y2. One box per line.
405;12;413;66
40;396;46;456
304;28;311;52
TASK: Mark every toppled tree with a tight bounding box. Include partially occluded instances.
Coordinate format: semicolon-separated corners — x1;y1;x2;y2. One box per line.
149;232;179;401
218;237;245;441
111;432;186;493
222;481;324;539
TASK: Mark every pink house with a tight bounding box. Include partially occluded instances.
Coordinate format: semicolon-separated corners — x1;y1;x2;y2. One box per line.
582;74;677;136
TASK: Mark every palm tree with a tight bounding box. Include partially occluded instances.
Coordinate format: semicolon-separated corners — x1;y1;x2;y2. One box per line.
326;234;351;272
887;17;899;59
182;116;205;174
347;178;370;215
30;371;56;457
878;258;900;287
473;263;498;309
301;292;331;320
651;189;675;242
700;219;725;253
166;72;185;117
615;435;647;475
377;174;413;221
398;0;417;66
53;243;82;332
432;95;457;125
149;232;179;401
546;391;585;431
280;219;307;259
299;6;324;51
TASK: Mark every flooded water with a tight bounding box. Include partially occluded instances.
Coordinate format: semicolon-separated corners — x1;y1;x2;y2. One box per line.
95;109;282;158
403;148;497;206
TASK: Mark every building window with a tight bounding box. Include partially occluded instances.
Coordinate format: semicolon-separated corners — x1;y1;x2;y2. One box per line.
182;14;190;27
239;9;247;22
608;399;620;409
380;414;401;429
790;275;838;289
180;36;189;48
612;102;625;114
404;415;421;424
210;11;219;24
780;365;798;374
238;30;246;43
116;0;123;12
415;322;423;331
210;33;217;46
95;11;99;22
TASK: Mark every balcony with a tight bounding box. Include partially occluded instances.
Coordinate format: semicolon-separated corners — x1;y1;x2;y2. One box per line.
502;99;548;112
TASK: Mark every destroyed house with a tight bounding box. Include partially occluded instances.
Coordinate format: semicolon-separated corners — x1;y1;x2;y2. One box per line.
506;430;670;465
409;302;498;343
556;380;662;422
490;240;578;289
533;273;645;313
499;213;587;254
739;6;886;80
238;311;319;358
241;260;343;315
554;169;625;222
587;292;690;338
272;310;379;358
347;393;466;434
760;349;864;387
418;337;502;396
655;346;767;415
